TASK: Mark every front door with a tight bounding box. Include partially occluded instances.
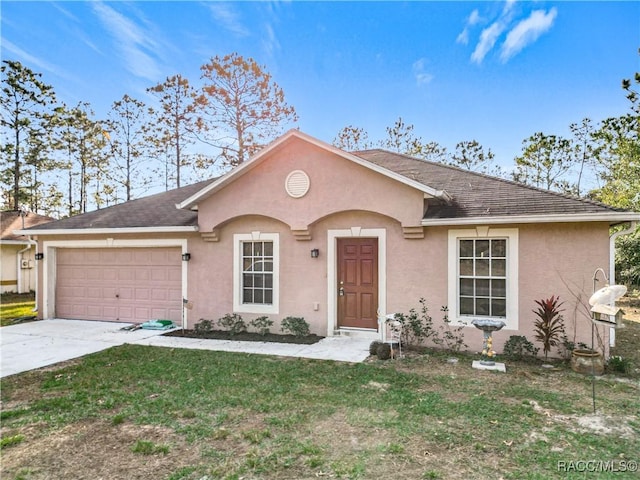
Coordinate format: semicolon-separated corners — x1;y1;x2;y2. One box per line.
337;238;378;329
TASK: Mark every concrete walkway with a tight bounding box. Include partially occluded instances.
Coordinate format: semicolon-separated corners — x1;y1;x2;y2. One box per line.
0;319;372;378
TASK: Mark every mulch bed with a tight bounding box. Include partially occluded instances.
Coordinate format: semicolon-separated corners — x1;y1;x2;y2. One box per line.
163;329;324;345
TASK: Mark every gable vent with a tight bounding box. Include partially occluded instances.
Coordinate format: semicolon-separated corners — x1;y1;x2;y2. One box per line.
285;170;310;198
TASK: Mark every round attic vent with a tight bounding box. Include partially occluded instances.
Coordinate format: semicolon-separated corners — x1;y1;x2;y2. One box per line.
285;170;310;198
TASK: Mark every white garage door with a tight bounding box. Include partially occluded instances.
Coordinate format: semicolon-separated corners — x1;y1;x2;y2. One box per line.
56;247;182;323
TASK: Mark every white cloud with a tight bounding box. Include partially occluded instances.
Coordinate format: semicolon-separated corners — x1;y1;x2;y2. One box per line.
262;23;281;58
1;38;75;81
412;58;434;86
456;9;481;45
206;2;249;37
91;1;162;81
500;8;558;62
471;21;506;64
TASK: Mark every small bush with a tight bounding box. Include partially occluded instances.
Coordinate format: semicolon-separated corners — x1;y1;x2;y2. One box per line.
249;316;273;336
194;319;214;334
503;335;539;361
369;341;383;355
608;355;632;374
376;343;391;360
217;313;247;335
434;306;467;353
281;316;310;337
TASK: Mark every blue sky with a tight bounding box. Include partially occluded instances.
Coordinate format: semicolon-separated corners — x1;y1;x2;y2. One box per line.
2;1;639;174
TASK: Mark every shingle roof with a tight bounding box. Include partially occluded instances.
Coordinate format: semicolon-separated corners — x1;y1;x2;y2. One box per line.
1;211;54;240
26;179;217;231
0;210;54;241
354;149;624;220
23;144;633;233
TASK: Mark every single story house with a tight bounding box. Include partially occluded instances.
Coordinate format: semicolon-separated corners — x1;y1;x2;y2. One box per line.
18;130;640;356
1;210;53;294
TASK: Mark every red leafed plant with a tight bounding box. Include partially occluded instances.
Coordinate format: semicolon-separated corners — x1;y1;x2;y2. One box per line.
532;295;565;359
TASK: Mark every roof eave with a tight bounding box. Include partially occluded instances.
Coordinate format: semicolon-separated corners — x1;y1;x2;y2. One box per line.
421;212;640;227
14;226;199;236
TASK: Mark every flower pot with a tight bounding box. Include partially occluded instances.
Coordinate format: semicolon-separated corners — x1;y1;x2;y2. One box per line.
571;349;604;376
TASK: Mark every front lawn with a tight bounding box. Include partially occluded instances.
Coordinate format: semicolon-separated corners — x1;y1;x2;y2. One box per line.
1;344;638;479
0;292;36;327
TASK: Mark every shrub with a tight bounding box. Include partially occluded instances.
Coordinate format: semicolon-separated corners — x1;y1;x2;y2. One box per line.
194;319;214;334
392;298;437;347
369;341;383;355
217;313;247;335
608;355;632;374
559;335;589;360
249;316;273;336
503;335;539;361
376;343;391;360
434;306;467;353
281;316;310;337
532;296;565;359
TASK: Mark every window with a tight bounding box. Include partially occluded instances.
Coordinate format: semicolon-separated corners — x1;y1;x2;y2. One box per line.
459;239;506;317
448;228;518;329
241;241;273;305
233;233;279;314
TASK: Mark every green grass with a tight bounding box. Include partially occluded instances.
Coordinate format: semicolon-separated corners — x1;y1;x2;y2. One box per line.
0;292;36;326
1;344;639;479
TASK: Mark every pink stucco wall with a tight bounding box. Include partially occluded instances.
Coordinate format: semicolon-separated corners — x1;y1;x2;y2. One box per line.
185;136;613;356
196;139;425;234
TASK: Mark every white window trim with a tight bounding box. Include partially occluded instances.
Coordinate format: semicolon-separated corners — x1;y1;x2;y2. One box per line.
327;227;386;337
233;232;280;314
447;227;518;330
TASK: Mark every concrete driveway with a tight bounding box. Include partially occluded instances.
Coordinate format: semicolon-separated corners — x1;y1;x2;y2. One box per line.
0;319;169;378
1;319;372;378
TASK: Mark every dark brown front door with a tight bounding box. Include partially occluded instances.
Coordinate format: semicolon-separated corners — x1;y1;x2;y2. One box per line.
337;238;378;329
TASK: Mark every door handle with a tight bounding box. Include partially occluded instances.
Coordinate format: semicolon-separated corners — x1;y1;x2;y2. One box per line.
339;287;345;296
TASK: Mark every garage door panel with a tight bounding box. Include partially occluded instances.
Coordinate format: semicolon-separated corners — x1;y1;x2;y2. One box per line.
56;247;182;323
136;269;150;281
86;287;103;298
118;288;134;300
103;269;118;281
135;288;150;301
150;289;166;301
118;269;136;282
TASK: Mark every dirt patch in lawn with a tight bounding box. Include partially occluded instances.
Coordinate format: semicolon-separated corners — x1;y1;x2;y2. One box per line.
164;328;324;344
0;421;201;480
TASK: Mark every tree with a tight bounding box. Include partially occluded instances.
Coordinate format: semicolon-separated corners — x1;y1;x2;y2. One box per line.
49;103;107;215
448;140;501;176
103;94;154;201
512;132;574;191
380;117;424;155
333;125;372;151
1;60;56;210
147;75;199;188
199;53;298;167
569;118;599;197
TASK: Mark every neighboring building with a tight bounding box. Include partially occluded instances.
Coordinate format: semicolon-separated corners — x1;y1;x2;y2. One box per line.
19;130;640;356
1;210;53;294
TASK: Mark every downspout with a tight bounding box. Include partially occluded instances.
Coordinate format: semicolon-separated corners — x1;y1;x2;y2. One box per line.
608;221;637;347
